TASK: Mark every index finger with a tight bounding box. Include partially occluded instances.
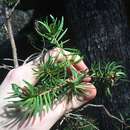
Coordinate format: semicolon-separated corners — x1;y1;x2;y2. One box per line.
73;60;89;72
45;48;89;71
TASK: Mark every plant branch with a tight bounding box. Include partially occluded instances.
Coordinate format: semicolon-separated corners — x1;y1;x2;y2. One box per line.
1;0;20;27
77;103;126;125
3;58;24;63
5;7;19;67
0;64;13;70
8;0;21;18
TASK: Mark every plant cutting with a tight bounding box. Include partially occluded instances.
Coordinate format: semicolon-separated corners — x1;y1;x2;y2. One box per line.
8;15;88;120
7;15;127;128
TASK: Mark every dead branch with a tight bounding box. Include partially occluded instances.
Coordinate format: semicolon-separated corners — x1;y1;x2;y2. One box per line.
3;58;24;63
7;0;21;20
0;64;13;70
5;7;19;67
77;103;126;125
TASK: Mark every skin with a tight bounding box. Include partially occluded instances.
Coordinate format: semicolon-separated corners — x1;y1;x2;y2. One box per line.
0;48;97;130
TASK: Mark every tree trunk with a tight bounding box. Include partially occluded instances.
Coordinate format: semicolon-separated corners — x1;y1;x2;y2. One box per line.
0;0;130;129
64;0;130;130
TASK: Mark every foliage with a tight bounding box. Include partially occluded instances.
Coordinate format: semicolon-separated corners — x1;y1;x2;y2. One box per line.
7;15;87;125
35;15;69;48
89;61;127;97
6;15;127;129
10;57;86;117
35;15;81;55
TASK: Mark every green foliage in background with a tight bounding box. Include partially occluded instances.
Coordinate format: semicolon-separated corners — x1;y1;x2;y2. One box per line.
89;61;127;97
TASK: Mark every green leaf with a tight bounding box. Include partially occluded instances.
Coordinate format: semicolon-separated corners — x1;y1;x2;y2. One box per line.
50;14;55;22
37;21;51;33
43;94;49;111
23;80;35;96
70;67;78;79
55;16;64;40
106;87;112;97
57;28;68;42
47;92;52;107
39;95;43;115
35;15;69;47
34;96;40;116
11;84;21;96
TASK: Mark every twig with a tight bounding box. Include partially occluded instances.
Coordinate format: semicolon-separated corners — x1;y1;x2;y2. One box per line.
77;104;126;125
3;58;24;63
8;0;21;18
0;64;14;70
23;53;40;64
0;0;21;27
5;7;19;67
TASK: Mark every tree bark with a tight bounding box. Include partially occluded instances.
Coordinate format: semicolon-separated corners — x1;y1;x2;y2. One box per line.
64;0;130;63
63;0;130;130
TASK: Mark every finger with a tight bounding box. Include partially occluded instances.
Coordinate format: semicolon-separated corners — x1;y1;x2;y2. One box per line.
72;60;90;82
82;75;92;82
71;60;91;82
44;48;82;64
44;48;67;62
66;63;91;82
46;47;89;74
47;48;89;72
73;60;89;72
65;83;96;112
66;66;91;83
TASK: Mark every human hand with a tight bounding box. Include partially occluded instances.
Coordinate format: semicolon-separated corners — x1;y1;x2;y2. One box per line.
0;48;96;130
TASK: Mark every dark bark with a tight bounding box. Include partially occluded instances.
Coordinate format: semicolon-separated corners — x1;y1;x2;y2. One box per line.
63;0;130;130
64;0;130;64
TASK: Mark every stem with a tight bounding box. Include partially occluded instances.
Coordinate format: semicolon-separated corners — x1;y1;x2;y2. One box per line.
39;80;69;96
9;0;21;18
5;7;19;67
78;104;126;125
